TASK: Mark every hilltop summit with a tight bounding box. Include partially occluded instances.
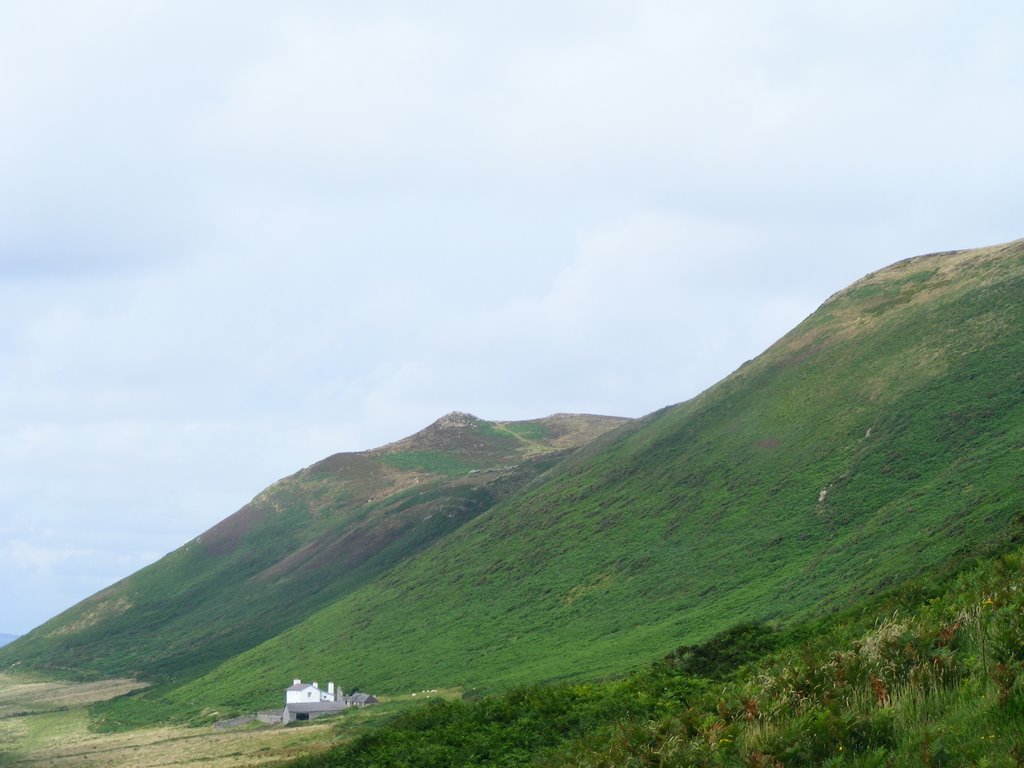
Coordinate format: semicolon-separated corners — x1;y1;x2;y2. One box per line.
2;410;629;684
369;411;629;458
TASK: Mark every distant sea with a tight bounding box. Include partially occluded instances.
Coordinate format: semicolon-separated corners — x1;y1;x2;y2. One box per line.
0;633;17;647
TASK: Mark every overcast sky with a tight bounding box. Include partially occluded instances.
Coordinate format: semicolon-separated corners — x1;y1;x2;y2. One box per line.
2;1;1022;636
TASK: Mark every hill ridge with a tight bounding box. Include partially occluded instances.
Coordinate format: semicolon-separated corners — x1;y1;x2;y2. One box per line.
5;238;1024;732
140;237;1024;718
0;411;629;684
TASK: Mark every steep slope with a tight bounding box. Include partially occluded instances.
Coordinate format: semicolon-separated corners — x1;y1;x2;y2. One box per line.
291;543;1024;768
159;238;1024;717
0;413;629;682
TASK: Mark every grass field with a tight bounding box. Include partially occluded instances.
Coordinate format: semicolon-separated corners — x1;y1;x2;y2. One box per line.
0;673;459;767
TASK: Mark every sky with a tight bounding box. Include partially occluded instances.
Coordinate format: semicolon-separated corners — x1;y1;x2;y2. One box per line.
2;1;1023;636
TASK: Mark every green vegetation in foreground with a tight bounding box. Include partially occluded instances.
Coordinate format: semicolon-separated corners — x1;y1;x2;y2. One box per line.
287;546;1024;767
149;240;1024;721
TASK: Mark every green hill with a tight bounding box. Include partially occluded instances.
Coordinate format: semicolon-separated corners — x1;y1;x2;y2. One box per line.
0;412;629;682
6;238;1023;736
108;237;1024;724
290;542;1024;767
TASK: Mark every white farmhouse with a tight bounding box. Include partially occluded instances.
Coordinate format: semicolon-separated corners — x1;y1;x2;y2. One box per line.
281;678;379;723
285;679;339;704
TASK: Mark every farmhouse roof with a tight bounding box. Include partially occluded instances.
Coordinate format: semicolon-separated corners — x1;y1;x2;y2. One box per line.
348;692;378;705
285;701;348;714
286;682;314;691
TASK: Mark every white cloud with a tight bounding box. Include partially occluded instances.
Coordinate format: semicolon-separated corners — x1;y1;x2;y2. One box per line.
0;540;82;574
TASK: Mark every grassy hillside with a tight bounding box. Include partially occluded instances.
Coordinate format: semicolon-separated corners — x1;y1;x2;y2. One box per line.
145;238;1024;721
0;413;628;684
289;543;1024;767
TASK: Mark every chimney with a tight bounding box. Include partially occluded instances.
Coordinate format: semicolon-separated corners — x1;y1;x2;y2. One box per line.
328;682;335;695
312;681;318;690
293;679;301;686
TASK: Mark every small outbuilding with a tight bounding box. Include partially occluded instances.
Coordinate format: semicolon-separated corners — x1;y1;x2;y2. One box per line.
346;692;379;708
